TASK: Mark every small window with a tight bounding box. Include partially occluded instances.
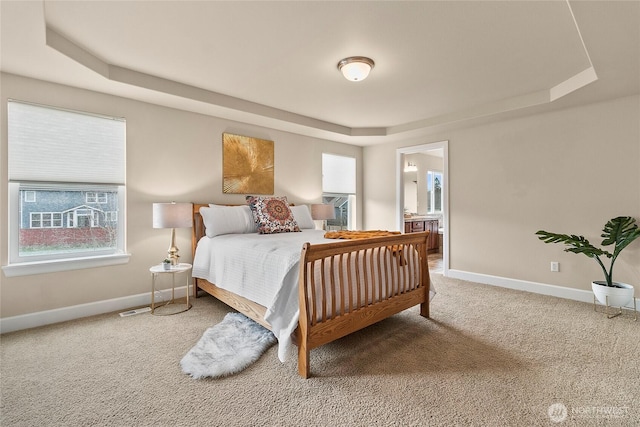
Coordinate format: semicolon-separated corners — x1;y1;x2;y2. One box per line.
322;194;355;231
105;211;118;222
322;153;357;230
427;171;443;214
29;212;63;229
86;192;108;203
24;191;36;202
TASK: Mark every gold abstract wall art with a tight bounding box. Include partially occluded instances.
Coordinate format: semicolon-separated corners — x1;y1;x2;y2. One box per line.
222;133;274;194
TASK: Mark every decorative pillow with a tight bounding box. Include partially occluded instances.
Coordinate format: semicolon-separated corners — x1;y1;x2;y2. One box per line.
245;196;300;234
200;205;256;237
207;204;258;233
290;205;315;229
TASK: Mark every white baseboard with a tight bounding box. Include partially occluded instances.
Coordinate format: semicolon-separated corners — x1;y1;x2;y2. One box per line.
446;269;595;303
1;272;633;334
0;286;189;334
445;270;638;325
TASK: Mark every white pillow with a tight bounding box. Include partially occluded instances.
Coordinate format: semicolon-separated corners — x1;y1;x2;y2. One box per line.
290;205;316;229
208;204;257;232
199;205;256;237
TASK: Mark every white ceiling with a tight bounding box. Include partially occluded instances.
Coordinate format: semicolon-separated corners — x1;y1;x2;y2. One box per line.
1;1;638;146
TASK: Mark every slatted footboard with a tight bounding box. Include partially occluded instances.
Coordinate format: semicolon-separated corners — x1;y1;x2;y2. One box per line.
296;232;430;378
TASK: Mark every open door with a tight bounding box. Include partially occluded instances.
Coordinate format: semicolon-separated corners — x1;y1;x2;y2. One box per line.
397;141;449;276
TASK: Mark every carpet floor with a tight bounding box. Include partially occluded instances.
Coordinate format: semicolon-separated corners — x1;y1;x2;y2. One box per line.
1;274;638;426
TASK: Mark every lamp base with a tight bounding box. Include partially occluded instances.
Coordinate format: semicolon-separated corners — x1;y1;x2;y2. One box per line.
167;228;180;265
167;253;180;266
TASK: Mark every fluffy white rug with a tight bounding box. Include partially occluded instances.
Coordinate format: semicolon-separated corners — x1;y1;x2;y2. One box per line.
180;312;276;379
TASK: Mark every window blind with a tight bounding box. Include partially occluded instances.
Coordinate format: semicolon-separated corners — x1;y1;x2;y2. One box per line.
322;153;356;194
8;100;125;185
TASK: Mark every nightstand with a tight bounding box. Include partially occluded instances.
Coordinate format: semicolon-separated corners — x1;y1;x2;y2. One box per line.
149;263;192;315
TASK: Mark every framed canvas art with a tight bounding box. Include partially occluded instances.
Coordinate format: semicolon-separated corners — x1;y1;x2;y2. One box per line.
222;133;274;194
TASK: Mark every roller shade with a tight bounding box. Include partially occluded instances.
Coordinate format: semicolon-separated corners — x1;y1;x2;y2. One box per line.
322;153;356;194
8;100;125;185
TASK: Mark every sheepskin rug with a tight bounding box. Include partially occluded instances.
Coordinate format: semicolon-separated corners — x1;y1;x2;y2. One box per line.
180;312;276;379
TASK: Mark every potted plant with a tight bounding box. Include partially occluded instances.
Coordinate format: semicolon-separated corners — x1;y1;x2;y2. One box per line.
535;216;640;308
162;258;172;270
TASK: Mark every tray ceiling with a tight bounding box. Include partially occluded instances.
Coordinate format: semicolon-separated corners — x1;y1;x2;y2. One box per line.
1;1;638;145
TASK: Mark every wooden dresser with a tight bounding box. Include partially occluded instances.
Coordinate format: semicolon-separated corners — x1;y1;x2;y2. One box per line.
404;218;439;253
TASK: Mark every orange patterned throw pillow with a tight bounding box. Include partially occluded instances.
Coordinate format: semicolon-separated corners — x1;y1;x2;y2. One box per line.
246;196;301;234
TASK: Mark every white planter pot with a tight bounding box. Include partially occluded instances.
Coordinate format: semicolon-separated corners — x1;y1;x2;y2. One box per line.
592;281;634;307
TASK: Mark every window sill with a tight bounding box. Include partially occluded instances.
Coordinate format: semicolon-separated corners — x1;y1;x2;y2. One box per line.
1;253;131;277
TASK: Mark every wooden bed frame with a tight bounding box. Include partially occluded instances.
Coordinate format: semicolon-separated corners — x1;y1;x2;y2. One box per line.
191;203;431;378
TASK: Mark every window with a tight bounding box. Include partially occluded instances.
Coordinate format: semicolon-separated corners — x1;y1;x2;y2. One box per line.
4;100;127;276
30;212;63;229
24;191;36;202
105;211;118;222
427;171;443;213
86;192;107;203
322;153;356;230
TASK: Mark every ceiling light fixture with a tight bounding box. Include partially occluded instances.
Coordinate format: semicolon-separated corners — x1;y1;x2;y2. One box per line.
404;162;418;173
337;56;375;82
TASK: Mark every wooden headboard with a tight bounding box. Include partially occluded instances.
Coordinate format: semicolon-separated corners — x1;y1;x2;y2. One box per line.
191;203;208;260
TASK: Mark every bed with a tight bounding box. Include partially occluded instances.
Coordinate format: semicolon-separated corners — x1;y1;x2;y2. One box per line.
191;201;433;378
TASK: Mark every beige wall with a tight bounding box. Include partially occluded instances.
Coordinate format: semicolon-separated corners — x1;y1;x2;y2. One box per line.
0;73;362;318
364;95;640;295
2;72;638;321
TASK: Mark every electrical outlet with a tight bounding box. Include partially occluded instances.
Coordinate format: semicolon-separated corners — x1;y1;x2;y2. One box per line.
550;262;559;272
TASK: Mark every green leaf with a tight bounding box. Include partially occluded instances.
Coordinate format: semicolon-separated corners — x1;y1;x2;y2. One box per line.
535;230;609;258
601;216;640;257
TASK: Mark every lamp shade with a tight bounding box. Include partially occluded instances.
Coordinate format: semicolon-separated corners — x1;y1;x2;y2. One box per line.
311;204;336;221
152;202;193;229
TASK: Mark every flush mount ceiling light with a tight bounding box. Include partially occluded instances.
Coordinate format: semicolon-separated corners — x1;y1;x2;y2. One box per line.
337;56;375;82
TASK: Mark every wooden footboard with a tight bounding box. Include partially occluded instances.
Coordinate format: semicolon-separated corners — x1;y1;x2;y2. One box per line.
296;232;430;378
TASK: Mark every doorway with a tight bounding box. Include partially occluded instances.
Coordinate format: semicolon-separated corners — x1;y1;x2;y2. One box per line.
396;141;449;276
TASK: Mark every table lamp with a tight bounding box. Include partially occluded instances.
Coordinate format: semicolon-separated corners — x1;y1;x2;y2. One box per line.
311;203;336;230
153;202;193;265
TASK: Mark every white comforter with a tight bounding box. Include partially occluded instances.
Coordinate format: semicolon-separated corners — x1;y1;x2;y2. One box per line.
192;230;333;362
